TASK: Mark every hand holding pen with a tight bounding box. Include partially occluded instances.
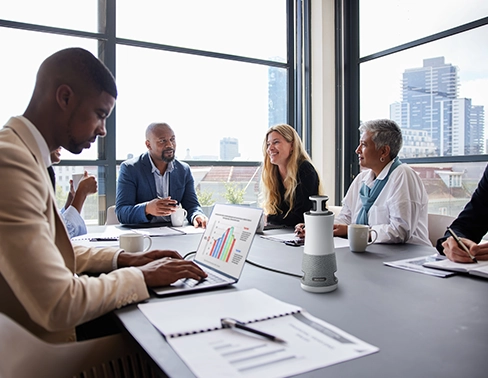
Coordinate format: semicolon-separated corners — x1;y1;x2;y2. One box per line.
444;227;477;263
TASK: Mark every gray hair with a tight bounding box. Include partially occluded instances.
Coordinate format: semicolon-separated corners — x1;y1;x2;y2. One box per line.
359;119;403;159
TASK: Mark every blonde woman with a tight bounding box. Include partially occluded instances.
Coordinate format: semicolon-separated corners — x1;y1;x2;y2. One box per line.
260;124;322;226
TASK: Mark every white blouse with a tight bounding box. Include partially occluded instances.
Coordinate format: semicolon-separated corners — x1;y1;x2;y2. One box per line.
335;161;431;245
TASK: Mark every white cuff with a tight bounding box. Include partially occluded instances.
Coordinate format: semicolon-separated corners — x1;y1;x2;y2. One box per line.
112;249;124;270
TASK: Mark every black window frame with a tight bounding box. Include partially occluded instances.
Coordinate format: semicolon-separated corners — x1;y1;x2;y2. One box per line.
0;0;312;224
338;0;488;201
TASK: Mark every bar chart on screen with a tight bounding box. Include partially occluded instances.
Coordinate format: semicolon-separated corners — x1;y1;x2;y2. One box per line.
202;221;252;265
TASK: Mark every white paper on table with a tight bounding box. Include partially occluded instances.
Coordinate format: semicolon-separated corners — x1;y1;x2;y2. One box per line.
131;226;185;237
138;289;301;337
177;225;206;235
260;233;350;249
167;311;379;378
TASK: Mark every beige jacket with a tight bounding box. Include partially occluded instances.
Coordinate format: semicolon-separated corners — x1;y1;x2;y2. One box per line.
0;117;149;343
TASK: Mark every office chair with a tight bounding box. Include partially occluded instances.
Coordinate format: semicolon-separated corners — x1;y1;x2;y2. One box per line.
105;205;120;225
0;313;160;378
328;205;343;217
427;213;456;247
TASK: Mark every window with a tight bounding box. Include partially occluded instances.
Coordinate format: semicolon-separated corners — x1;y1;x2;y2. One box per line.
342;0;488;216
0;0;300;224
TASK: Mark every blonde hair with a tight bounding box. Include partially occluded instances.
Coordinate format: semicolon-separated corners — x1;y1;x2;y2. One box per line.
260;124;322;218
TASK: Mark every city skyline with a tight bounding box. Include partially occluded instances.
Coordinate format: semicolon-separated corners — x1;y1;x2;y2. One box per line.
390;56;485;158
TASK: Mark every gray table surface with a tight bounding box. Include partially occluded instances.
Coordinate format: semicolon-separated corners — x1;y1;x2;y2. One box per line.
112;230;488;378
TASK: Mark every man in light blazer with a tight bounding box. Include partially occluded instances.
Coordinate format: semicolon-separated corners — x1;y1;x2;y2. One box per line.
0;48;206;343
116;122;208;227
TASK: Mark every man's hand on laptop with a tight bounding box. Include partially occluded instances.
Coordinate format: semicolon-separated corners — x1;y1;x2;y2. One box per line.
118;249;207;286
118;249;183;267
138;258;208;287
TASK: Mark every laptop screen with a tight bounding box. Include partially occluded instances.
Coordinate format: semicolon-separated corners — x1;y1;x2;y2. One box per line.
194;204;263;280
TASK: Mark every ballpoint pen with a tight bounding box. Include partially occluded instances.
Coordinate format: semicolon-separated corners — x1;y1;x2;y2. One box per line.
220;318;286;344
89;237;118;242
446;227;477;263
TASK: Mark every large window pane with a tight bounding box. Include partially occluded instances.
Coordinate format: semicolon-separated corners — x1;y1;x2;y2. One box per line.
410;161;487;218
360;0;488;56
0;0;100;33
115;45;287;161
360;26;488;158
0;28;99;160
53;165;101;226
117;0;287;62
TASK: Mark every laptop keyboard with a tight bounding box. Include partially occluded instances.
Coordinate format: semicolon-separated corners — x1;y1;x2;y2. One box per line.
184;269;228;288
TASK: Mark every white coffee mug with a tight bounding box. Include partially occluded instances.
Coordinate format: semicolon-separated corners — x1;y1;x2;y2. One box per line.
348;224;378;252
72;173;84;190
119;233;152;252
171;206;188;227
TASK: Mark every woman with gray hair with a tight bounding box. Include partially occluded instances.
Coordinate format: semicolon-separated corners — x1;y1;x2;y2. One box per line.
296;119;430;245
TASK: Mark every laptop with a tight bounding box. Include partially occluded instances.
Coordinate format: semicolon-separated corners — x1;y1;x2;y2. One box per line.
152;204;263;297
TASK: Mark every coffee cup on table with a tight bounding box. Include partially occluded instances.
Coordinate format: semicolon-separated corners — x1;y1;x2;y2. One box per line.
171;206;188;227
119;233;152;252
348;224;378;252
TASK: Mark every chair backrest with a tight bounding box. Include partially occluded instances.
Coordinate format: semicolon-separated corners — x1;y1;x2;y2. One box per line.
427;213;456;247
105;205;119;225
0;313;159;378
328;205;343;217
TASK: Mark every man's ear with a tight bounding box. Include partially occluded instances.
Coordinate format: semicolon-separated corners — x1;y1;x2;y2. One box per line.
145;139;151;150
56;84;73;109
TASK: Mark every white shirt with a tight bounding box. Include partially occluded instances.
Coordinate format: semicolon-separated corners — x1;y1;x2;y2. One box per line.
60;206;87;238
148;157;174;223
335;161;431;245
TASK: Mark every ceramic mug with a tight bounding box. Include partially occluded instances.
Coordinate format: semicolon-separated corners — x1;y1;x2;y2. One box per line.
72;173;84;190
348;224;378;252
119;233;152;252
171;206;188;227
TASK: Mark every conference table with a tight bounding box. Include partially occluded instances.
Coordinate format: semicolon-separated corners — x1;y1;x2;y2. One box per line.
105;228;488;378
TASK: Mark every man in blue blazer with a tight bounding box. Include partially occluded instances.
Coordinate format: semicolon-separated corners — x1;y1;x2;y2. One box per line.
116;122;207;227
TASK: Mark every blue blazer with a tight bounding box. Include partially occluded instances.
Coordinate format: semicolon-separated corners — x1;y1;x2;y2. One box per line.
116;152;203;224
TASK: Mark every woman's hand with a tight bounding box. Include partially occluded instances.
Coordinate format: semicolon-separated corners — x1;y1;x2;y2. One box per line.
295;223;305;238
333;224;348;237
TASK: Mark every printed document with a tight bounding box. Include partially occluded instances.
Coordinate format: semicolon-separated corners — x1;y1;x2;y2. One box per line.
139;289;379;378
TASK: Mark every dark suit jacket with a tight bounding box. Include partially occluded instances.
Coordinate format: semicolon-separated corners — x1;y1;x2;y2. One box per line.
116;152;203;224
436;164;488;253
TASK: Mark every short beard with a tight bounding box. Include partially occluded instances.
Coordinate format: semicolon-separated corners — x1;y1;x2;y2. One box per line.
161;149;175;163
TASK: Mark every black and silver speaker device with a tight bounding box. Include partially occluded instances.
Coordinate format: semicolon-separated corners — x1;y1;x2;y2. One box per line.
300;195;338;293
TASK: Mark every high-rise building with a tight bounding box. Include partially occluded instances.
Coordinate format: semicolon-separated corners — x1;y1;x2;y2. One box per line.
268;65;287;127
391;57;484;157
220;137;240;161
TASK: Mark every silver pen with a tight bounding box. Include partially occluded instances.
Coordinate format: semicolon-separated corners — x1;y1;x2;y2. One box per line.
446;227;477;263
221;318;286;344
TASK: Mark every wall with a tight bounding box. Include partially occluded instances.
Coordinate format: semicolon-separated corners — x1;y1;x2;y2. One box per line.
311;0;336;204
